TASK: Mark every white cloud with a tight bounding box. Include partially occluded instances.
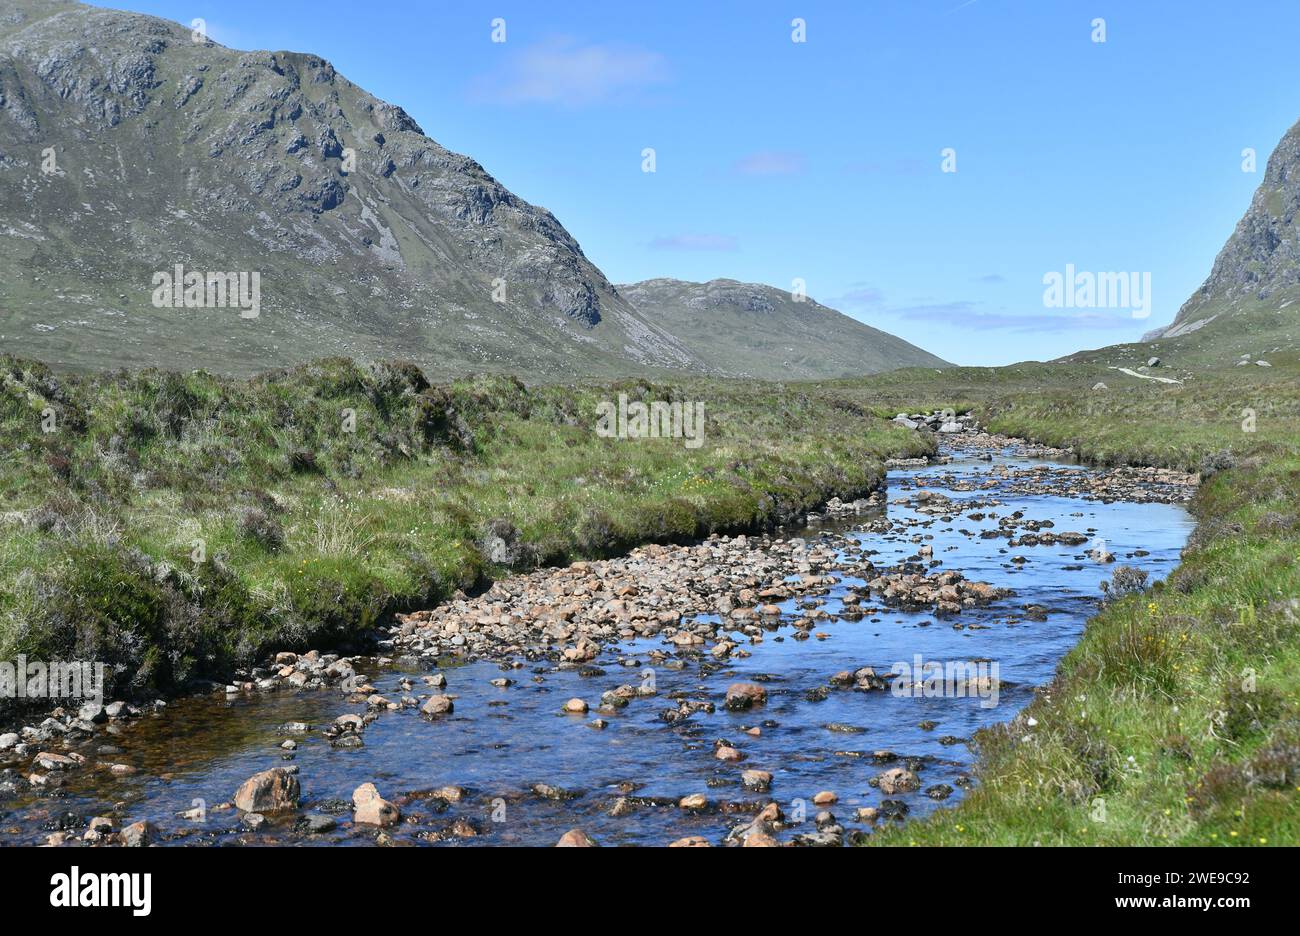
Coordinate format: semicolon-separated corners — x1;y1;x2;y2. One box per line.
471;37;669;107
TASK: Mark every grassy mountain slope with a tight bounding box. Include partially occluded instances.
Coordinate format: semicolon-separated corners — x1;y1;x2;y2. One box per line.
620;278;949;379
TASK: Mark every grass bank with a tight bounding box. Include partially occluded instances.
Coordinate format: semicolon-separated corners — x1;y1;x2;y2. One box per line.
0;355;931;711
866;365;1300;846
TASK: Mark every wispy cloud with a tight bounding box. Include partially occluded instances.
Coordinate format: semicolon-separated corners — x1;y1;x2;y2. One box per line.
828;285;1138;332
895;302;1139;332
974;273;1006;284
648;234;738;251
470;36;669;106
732;151;807;177
831;285;887;308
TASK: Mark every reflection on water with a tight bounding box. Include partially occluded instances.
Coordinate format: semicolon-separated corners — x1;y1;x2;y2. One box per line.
0;445;1194;846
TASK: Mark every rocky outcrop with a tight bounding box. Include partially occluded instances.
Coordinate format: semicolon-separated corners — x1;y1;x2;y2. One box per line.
1144;117;1300;343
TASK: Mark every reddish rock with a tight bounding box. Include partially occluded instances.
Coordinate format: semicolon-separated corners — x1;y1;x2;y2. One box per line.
725;683;767;711
233;767;300;813
556;828;597;847
353;783;401;827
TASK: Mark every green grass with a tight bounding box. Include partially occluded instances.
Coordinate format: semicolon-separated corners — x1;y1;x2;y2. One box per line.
0;354;932;708
858;361;1300;846
5;345;1299;845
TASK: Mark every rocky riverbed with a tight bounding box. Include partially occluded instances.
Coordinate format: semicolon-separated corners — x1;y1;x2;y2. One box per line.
0;434;1196;846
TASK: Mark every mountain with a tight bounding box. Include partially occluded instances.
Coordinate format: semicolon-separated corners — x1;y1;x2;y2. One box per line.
619;278;948;379
0;0;946;381
0;0;702;377
1138;117;1300;360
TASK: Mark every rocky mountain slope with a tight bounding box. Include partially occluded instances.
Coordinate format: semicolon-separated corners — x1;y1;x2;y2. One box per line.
1138;118;1300;359
620;278;948;379
1060;118;1300;374
0;0;702;377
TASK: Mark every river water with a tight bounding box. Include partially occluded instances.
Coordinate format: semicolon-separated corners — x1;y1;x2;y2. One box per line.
0;440;1195;846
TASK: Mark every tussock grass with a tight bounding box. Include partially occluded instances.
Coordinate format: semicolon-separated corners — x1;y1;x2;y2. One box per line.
0;355;931;706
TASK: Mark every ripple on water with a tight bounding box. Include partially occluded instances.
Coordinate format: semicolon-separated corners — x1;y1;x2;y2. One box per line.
0;444;1195;846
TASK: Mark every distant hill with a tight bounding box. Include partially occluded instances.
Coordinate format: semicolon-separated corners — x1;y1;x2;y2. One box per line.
619;278;949;380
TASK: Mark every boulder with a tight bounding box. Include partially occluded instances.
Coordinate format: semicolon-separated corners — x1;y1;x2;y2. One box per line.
233;767;300;813
83;816;113;842
877;767;920;795
353;782;401;827
35;752;77;771
725;682;767;711
421;694;454;717
120;820;155;847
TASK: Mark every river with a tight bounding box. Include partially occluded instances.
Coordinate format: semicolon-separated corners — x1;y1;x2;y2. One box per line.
0;436;1196;846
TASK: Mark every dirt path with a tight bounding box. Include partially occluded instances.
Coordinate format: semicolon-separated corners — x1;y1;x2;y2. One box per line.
1109;366;1182;384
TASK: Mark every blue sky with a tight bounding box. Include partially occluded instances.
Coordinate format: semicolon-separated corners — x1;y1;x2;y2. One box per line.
107;0;1300;365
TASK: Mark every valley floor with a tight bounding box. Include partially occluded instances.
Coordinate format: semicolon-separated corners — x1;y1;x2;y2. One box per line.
2;353;1297;845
